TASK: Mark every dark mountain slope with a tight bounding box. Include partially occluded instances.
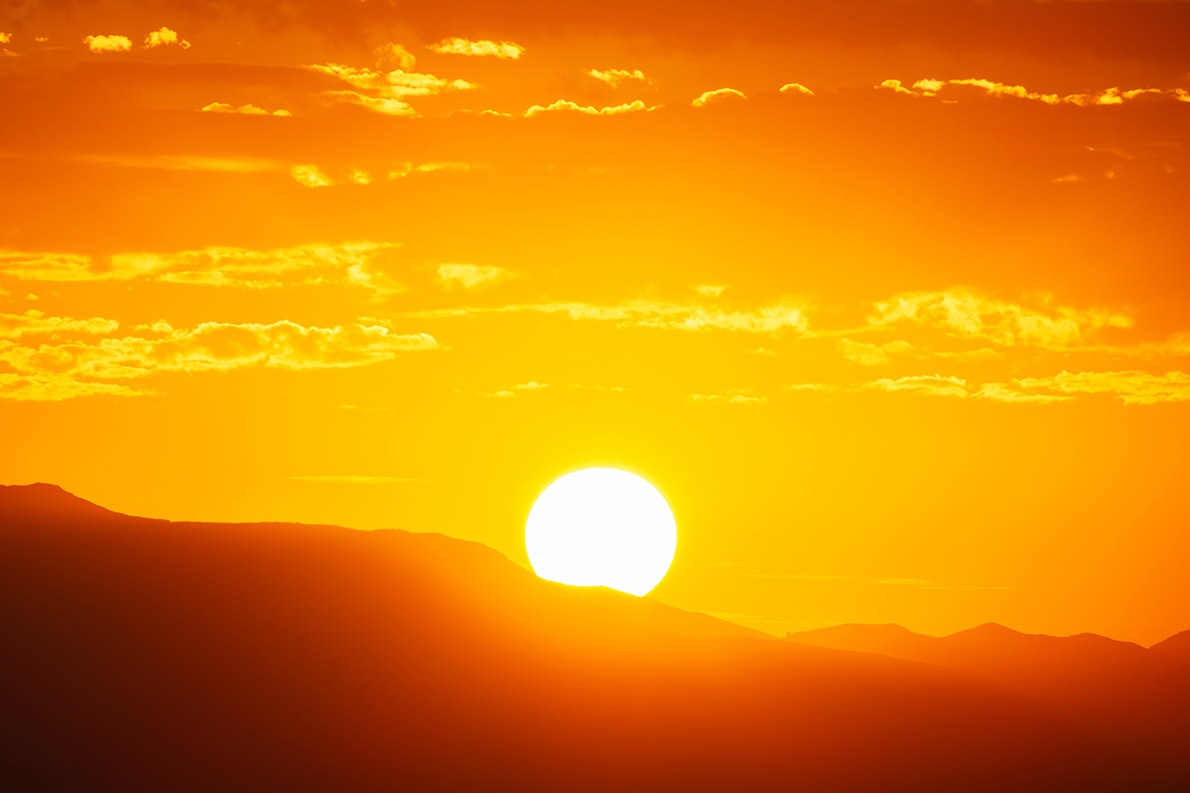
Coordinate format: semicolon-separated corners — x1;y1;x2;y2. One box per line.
1;484;1183;792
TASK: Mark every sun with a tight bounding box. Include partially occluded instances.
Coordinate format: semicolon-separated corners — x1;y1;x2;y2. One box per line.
525;468;677;597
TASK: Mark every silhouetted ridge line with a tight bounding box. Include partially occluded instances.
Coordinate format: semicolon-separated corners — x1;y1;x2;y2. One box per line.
2;483;1188;792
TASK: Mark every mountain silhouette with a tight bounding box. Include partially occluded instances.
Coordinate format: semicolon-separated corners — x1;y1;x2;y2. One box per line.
1150;629;1190;659
786;619;1190;742
2;484;1187;792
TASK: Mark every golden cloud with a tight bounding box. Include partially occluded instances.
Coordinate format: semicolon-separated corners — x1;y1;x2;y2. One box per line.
787;370;1186;405
879;77;1187;107
586;68;649;87
838;338;915;366
0;242;400;291
388;161;476;178
0;373;146;402
437;264;515;290
972;383;1073;404
144;27;189;49
427;37;524;59
864;375;969;398
1007;370;1190;405
305;63;478;117
486;381;549;398
869;289;1130;349
692;88;747;107
201;102;291;116
290;165;332;187
778;83;814;96
0;310;119;339
83;34;131;54
375;42;416;70
524;99;654;117
690;392;766;405
408;300;810;335
0;319;438;401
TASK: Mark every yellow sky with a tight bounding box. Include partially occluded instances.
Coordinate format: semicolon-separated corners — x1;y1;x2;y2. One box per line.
2;0;1189;644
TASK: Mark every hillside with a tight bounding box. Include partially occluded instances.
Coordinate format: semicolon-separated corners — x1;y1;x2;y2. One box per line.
1;484;1185;792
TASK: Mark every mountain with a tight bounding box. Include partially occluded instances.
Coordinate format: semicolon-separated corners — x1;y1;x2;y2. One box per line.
785;621;1190;736
1150;629;1190;659
2;484;1186;792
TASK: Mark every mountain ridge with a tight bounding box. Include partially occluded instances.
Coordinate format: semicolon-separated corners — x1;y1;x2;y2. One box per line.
2;482;1187;792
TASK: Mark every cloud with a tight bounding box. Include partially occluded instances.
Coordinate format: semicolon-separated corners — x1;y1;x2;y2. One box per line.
695;285;727;297
869;289;1130;349
0;251;95;281
388;161;476;178
0;310;119;339
83;35;131;54
31;152;288;174
879;76;1188;107
0;242;401;292
437;263;514;290
305;62;478;117
0;318;438;401
290;164;332;187
0;32;10;44
321;90;417;116
201;102;291;116
0;374;146;402
427;37;524;59
972;383;1073;404
689;392;766;405
692;88;747;107
487;381;548;398
375;42;416;70
877;79;917;96
287;161;478;186
407;300;810;335
524;99;654;117
586;68;649;87
778;83;814;96
838;338;915;366
787;371;1185;405
307;64;477;95
1006;370;1190;405
144;26;189;49
864;375;969;399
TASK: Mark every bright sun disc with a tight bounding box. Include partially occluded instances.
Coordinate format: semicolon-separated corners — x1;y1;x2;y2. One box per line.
525;468;677;597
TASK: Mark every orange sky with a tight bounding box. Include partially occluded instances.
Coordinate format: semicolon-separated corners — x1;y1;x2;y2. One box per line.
2;0;1188;645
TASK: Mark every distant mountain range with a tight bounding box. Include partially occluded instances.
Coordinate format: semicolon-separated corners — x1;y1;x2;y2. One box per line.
2;483;1187;792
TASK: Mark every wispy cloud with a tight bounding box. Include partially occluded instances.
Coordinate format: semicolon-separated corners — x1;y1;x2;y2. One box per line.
305;62;478;117
878;77;1189;107
201;102;291;116
778;83;814;96
524;99;655;117
0;242;402;292
692;88;747;107
427;37;524;59
0;317;438;401
586;68;650;87
437;263;516;290
403;299;810;335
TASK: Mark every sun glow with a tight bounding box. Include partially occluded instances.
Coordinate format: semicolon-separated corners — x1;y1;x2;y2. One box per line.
525;468;677;597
